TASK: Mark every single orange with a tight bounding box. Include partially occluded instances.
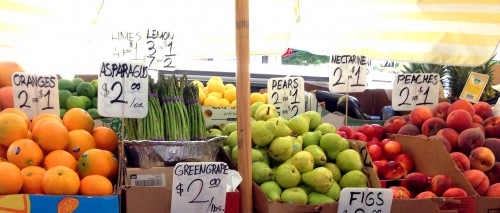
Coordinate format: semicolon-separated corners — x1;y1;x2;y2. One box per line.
31;117;63;136
0;161;23;194
92;127;118;152
66;130;96;160
0;108;30;128
0;113;28;147
30;113;62;131
20;166;47;194
7;139;43;169
44;150;77;171
79;175;113;196
77;149;112;179
32;120;69;153
63;108;94;134
42;166;80;195
102;150;118;181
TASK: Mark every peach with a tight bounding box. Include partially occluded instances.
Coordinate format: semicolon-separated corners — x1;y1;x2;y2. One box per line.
483;116;500;138
447;109;473;133
433;102;451;120
450;152;470;171
368;144;383;161
415;191;437;198
473;115;484;124
394;153;414;173
464;169;490;196
436;128;459;151
430;175;453;196
448;99;475;118
486;183;500;197
401;172;429;195
486;162;500;185
471;123;485;134
474;101;493;120
421;117;447;136
484;138;500;161
383;140;402;159
442;188;468;197
382;161;407;180
409;106;434;127
390;186;411;199
398;124;421;136
402;114;410;122
429;135;451;153
469;147;495;172
383;116;407;134
457;127;485;155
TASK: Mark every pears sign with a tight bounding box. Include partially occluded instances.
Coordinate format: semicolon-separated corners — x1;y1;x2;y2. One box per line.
11;73;60;119
267;77;305;119
392;74;440;111
329;55;368;93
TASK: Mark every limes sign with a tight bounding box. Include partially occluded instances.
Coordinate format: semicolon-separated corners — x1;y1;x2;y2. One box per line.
329;55;369;93
97;61;149;118
267;77;305;119
392;74;440;111
11;73;60;119
338;188;393;213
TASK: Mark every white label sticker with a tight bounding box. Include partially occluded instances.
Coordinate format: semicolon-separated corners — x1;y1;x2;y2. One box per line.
97;61;149;118
338;188;393;213
392;74;440;111
202;107;237;128
267;77;305;119
171;162;229;213
130;173;166;187
11;73;60;119
329;55;369;93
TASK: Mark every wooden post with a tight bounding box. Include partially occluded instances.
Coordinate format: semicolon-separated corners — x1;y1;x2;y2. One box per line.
235;0;252;212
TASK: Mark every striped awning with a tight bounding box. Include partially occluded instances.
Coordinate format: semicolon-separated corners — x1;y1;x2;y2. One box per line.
289;0;500;66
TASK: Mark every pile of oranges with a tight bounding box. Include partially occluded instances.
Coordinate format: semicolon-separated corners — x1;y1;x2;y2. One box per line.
0;108;118;196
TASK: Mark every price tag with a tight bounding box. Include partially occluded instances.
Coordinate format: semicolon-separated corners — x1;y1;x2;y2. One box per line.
392;74;440;111
459;72;489;103
11;73;59;119
97;61;149;118
110;31;143;60
338;188;393;213
267;77;305;119
329;55;369;93
145;29;176;72
172;162;229;213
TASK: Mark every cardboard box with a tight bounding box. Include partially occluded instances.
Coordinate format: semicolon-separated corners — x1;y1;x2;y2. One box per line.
475;197;500;213
0;194;119;213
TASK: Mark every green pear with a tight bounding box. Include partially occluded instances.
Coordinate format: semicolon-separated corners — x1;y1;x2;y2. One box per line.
255;104;279;121
270;167;277;181
226;131;238;149
231;146;238;165
324;181;341;201
308;192;335;204
324;163;342;183
298;184;314;195
252;161;274;184
314;123;336;135
302;131;322;148
287;114;310;135
301;167;333;193
320;133;349;161
223;145;231;157
255;146;270;165
336;149;363;173
281;187;308;205
339;170;367;188
252;120;277;146
252;148;264;162
260;181;282;202
305;111;322;130
251;102;265;118
206;128;222;137
287;135;303;156
275;163;301;189
303;145;327;167
268;118;292;137
222;122;237;135
269;137;294;162
284;151;314;173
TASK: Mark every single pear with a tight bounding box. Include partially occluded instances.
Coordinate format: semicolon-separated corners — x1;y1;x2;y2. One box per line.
303;145;327;167
226;131;238;149
302;131;322;148
308;192;335;204
320;133;349;161
231;146;238;165
223;145;231;157
268;118;292;137
269;137;294;162
287;135;303;156
270;167;277;181
287;114;310;135
324;181;341;201
255;146;270;165
284;151;314;173
281;187;308;205
305;111;322;130
336;149;363;173
314;123;336;135
222;122;237;135
298;184;314;194
251;102;265;118
252;148;264;162
324;163;342;183
255;104;279;121
339;170;368;188
252;161;274;184
301;167;333;193
252;120;277;146
275;163;301;189
206;128;222;137
260;181;282;202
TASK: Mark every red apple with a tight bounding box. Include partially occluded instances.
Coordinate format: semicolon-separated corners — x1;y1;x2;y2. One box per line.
383;116;407;134
383;140;403;159
350;132;368;142
371;124;385;140
336;130;348;139
338;125;355;138
483;116;500;138
394;153;414;173
368;144;383;161
382;161;407;180
358;124;375;141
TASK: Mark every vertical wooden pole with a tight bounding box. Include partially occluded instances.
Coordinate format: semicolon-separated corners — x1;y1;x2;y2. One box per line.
235;0;252;212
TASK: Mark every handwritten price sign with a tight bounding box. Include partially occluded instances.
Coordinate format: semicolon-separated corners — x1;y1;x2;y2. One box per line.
329;55;369;93
338;188;393;213
11;73;59;119
267;77;305;119
171;162;229;213
97;61;148;118
392;74;440;111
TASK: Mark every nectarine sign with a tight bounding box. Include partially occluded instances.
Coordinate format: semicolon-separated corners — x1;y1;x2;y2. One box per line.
392;74;440;111
329;55;368;93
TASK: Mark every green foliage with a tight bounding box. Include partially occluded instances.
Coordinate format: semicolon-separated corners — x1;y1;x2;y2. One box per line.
282;50;329;65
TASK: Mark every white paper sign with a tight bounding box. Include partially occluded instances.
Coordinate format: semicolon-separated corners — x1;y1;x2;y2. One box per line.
392;74;440;111
97;61;149;118
11;73;60;119
267;77;305;119
338;188;393;213
171;162;229;213
329;55;369;93
202;107;237;128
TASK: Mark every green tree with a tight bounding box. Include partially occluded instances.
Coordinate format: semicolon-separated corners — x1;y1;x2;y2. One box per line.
282;50;329;65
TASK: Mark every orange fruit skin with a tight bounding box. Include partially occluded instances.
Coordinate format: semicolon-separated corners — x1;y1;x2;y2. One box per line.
0;108;30;129
26;130;33;140
77;149;112;179
31;117;63;135
32;120;69;153
102;150;118;181
30;113;62;131
42;166;80;195
63;108;94;134
0;113;28;147
92;127;118;152
0;86;15;109
79;175;113;196
0;61;24;88
7;139;43;169
0;161;23;194
0;144;6;158
20;166;47;194
44;150;77;171
66;130;96;160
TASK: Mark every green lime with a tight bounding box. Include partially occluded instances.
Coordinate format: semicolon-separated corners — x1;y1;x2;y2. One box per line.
59;90;72;108
58;79;75;92
87;108;101;119
91;79;99;95
66;96;85;109
72;78;85;89
60;108;67;118
92;97;98;109
76;82;96;99
78;96;92;110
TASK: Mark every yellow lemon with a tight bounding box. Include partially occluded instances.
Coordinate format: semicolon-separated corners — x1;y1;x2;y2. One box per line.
230;100;237;107
207;92;223;99
224;83;236;91
198;88;206;104
203;88;210;95
224;88;236;103
207;80;225;93
209;76;223;84
192;80;205;89
250;93;265;105
219;99;231;107
203;96;220;107
262;93;269;104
